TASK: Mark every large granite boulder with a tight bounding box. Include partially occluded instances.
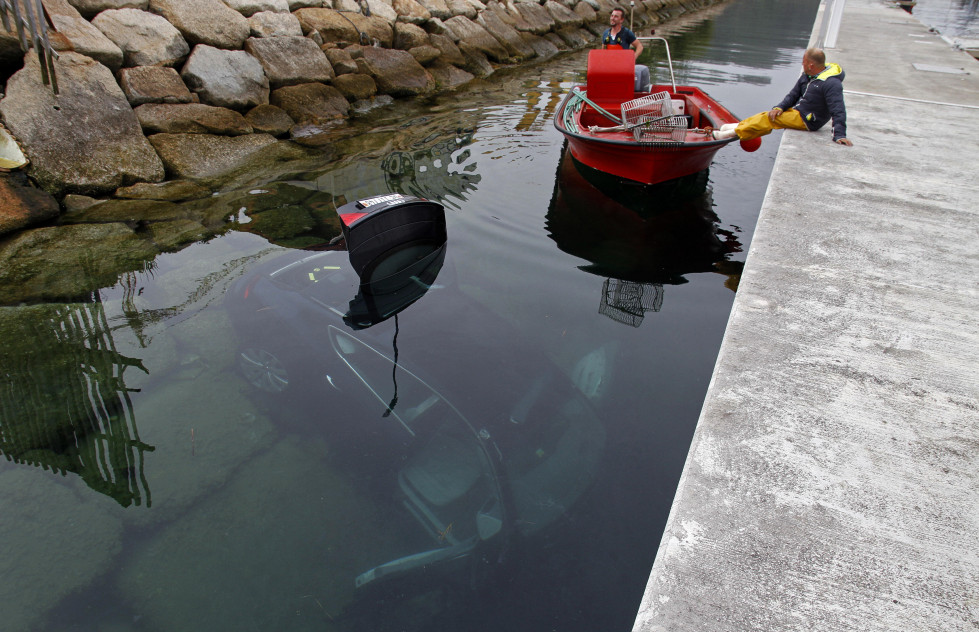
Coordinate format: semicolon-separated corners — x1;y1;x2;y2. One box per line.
416;0;451;19
447;0;477;19
409;44;440;66
478;9;535;59
270;82;349;123
134;103;254;135
119;66;194;106
65;0;149;18
573;0;598;23
324;47;359;75
60;197;184;223
393;22;430;50
392;0;431;24
147;133;317;186
545;0;584;27
114;179;212;201
443;15;509;62
365;0;399;21
247;10;303;37
554;25;591;48
294;8;394;47
520;31;560;60
181;45;270;110
457;41;494;77
427;60;475;91
429;32;466;66
332;73;377;101
0;52;165;197
543;30;569;50
486;0;533;31
514;1;556;34
0;173;61;237
244;36;335;88
45;0;124;70
92;8;190;67
223;0;290;16
149;0;250;48
358;46;435;97
244;104;295;136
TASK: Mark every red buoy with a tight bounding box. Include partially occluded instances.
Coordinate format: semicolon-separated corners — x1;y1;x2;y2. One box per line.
740;137;762;152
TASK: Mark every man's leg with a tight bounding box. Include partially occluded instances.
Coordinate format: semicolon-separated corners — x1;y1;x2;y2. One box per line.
713;109;808;140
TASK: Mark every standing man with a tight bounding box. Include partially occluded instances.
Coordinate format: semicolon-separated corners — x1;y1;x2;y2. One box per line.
602;7;644;60
714;48;853;146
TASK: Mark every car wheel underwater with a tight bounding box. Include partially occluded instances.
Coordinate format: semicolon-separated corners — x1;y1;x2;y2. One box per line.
237;346;291;394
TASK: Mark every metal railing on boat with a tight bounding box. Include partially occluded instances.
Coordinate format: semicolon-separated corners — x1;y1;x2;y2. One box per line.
635;36;676;92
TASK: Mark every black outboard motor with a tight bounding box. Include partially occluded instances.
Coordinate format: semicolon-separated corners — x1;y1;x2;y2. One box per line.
337;194;448;329
336;193;447;278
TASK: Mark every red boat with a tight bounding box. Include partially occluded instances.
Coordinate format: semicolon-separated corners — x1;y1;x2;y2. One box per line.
554;43;756;186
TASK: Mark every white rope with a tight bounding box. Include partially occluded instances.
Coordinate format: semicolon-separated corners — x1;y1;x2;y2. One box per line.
843;89;979;110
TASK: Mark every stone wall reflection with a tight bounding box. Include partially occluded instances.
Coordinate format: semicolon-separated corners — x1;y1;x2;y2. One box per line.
0;299;154;507
380;126;480;208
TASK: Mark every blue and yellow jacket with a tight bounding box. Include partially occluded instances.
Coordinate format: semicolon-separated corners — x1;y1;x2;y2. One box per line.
776;63;847;141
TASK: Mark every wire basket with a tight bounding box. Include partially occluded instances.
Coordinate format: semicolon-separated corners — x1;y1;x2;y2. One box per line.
621;92;674;127
633;116;689;145
621;92;687;145
599;279;664;327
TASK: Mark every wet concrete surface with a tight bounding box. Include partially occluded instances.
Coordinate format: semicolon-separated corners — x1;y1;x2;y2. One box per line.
633;0;979;630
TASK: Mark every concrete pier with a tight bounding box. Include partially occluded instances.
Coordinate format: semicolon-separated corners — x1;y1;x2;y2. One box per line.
633;1;979;630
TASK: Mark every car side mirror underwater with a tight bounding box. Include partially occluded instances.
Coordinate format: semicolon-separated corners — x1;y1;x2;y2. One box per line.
476;504;504;540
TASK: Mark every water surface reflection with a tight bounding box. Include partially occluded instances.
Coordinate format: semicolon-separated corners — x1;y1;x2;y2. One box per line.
0;300;153;507
0;0;823;629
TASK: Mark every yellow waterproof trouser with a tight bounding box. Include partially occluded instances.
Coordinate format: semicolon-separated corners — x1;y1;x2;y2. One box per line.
736;108;808;140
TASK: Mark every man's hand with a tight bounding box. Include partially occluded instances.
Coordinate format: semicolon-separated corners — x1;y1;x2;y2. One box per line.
835;138;853;146
767;108;782;122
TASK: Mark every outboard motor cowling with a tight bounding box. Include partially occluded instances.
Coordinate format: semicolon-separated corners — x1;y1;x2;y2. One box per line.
337;194;447;277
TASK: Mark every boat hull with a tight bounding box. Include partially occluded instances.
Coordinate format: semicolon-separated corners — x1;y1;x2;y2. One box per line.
554;84;740;186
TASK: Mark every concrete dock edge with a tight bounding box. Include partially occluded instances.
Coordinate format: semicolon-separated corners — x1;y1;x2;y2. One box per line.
632;0;979;630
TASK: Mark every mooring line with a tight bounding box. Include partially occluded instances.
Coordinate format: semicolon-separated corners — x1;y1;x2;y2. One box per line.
844;89;979;110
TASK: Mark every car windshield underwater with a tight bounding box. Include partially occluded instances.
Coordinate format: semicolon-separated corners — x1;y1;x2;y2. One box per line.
225;194;606;625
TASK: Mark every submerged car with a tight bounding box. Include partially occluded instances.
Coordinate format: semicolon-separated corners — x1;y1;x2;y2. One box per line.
225;194;605;597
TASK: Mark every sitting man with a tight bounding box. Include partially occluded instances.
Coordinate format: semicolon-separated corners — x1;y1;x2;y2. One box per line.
714;48;853;146
602;7;644;60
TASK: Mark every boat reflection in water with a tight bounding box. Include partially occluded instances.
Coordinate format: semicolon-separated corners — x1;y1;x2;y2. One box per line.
546;146;744;327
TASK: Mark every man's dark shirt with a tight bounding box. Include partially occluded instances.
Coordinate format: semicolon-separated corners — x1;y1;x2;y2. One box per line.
602;27;637;52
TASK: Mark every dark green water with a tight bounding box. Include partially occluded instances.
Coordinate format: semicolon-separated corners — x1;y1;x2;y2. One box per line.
0;1;821;630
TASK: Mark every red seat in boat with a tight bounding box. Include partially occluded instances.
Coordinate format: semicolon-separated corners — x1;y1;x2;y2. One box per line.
584;49;635;125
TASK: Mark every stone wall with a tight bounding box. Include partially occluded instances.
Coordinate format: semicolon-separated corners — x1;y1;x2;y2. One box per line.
0;0;720;236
